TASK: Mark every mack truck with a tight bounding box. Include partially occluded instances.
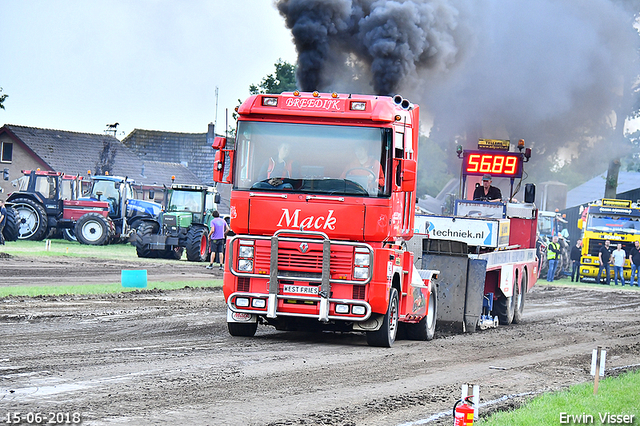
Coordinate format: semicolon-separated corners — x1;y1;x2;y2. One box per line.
577;198;640;282
412;138;539;332
73;175;162;245
134;183;221;260
212;92;437;347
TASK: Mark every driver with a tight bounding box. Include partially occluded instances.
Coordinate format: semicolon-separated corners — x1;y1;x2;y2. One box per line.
255;142;294;189
341;145;384;189
473;174;502;202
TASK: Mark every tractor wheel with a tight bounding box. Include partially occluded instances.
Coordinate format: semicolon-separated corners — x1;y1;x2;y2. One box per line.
405;285;437;341
11;198;48;241
134;222;158;258
75;213;112;245
367;288;399;347
186;226;209;262
162;246;184;260
495;287;516;325
62;228;77;242
2;207;20;242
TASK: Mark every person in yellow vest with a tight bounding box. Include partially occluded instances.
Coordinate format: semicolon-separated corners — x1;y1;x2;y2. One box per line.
546;235;560;282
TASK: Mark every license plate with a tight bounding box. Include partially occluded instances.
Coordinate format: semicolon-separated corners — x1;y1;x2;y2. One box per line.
283;284;319;295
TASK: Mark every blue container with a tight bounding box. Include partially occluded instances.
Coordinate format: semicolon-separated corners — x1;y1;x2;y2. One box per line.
121;269;148;288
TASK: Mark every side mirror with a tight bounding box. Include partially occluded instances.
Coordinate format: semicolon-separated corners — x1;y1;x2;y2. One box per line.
400;159;417;192
214;192;221;204
213;150;234;184
212;136;227;150
149;190;155;200
577;218;583;230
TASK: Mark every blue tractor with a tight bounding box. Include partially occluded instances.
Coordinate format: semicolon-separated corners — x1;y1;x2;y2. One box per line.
74;175;161;245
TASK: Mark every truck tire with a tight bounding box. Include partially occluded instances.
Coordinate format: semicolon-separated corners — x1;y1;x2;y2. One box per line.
512;274;527;324
134;222;159;258
186;226;209;262
367;288;399;347
228;321;258;337
2;207;19;242
11;197;48;241
75;213;112;245
405;285;437;341
495;287;516;325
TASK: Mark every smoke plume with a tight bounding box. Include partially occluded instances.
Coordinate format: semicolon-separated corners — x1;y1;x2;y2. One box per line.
277;0;640;179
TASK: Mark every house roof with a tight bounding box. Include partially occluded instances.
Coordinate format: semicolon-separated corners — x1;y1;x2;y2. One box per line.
121;128;215;184
1;124;201;187
566;171;640;208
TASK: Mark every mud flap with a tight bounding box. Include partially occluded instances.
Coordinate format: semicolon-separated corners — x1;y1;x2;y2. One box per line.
227;308;257;323
417;239;486;333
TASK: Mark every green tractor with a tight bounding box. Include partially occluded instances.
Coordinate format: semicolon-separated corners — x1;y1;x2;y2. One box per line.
134;184;221;260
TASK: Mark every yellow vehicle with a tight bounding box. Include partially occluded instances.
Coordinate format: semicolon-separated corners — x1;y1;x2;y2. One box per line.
578;199;640;281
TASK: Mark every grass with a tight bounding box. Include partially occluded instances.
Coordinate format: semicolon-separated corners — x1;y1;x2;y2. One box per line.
477;370;640;425
538;273;640;290
0;239;222;297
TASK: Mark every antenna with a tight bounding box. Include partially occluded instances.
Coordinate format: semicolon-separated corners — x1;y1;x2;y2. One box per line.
214;86;219;127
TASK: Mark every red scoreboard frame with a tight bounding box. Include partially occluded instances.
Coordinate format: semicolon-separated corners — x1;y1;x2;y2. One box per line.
462;150;523;179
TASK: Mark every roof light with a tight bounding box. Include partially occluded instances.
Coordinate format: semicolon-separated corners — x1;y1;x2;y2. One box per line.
313;91;319;97
262;97;278;107
331;92;338;98
394;115;402;121
293;90;300;96
350;101;366;111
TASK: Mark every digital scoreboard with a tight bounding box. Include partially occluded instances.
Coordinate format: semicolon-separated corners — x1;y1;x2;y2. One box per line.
462;150;523;179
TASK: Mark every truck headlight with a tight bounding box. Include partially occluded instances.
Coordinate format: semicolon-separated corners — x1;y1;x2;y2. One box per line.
236;297;250;307
352;305;366;315
238;259;253;272
239;245;254;258
354;267;369;279
583;258;591;264
335;304;349;314
354;253;370;267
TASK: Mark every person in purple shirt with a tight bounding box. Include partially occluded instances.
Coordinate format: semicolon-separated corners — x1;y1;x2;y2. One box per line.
207;211;229;271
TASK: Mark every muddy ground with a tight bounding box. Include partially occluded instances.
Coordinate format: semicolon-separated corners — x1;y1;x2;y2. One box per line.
1;253;640;426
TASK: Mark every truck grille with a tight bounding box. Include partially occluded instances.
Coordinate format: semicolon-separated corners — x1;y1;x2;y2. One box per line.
254;241;354;275
587;239;632;257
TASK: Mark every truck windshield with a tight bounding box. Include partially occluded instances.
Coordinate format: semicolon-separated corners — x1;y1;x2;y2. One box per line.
586;214;640;234
169;190;203;212
234;121;392;197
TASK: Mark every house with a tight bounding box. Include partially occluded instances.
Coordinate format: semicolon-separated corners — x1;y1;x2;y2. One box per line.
0;124;202;201
121;127;231;213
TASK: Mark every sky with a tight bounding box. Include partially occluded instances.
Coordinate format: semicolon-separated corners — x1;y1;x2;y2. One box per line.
0;0;298;139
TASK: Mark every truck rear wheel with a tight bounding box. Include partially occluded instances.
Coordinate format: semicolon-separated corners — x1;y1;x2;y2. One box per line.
75;213;112;245
496;286;516;325
367;288;399;347
2;207;19;242
405;286;437;341
186;226;208;262
134;222;159;258
228;321;258;337
12;198;48;241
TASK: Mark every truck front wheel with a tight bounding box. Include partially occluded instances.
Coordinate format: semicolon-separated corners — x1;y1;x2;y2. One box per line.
367;288;399;347
512;274;527;324
228;321;258;337
405;286;437;341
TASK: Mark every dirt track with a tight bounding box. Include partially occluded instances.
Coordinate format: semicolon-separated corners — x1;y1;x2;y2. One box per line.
1;253;640;425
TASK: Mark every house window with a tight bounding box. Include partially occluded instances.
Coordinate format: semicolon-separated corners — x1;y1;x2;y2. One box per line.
1;142;12;163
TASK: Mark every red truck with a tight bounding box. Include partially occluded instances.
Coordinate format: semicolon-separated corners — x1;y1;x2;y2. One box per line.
212;92;437;347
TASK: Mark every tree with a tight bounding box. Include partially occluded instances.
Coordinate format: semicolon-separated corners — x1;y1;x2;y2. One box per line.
249;59;297;95
0;87;7;110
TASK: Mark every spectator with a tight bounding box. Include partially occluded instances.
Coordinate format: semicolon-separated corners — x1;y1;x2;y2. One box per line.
570;239;582;282
629;240;640;287
546;235;560;282
207;211;229;271
597;240;611;285
612;243;626;286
